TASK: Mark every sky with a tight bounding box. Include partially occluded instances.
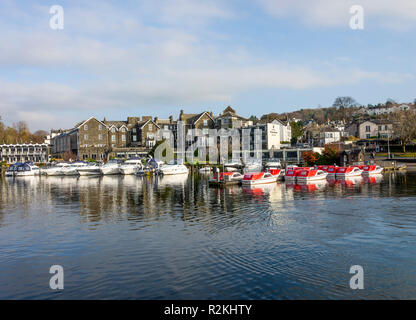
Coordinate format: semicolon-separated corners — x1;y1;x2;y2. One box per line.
1;0;416;131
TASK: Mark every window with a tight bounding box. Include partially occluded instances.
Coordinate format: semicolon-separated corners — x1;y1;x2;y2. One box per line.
203;119;208;126
378;126;382;131
84;134;88;140
112;127;116;133
164;125;169;130
98;134;103;140
149;124;153;131
366;134;370;139
112;135;116;142
84;125;88;131
365;126;371;132
132;128;136;133
385;125;388;130
132;135;137;142
202;128;209;135
92;154;97;159
98;125;102;131
122;135;126;142
121;127;126;132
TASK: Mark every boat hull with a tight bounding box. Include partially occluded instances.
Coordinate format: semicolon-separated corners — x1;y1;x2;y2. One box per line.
120;166;138;175
78;169;102;176
101;167;120;175
242;177;277;186
362;169;384;175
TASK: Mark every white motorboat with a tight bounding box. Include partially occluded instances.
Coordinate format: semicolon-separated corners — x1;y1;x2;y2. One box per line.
14;163;39;177
77;162;102;176
120;158;143;175
61;161;88;176
242;172;278;186
100;160;122;175
43;163;70;176
244;160;263;173
224;160;243;172
5;163;22;177
159;163;189;175
265;160;282;169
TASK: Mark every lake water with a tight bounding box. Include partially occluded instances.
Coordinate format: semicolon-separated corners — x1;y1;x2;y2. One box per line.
1;172;416;299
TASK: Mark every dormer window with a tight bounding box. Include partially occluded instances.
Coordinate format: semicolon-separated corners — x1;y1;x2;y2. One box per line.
121;127;126;133
112;127;116;133
203;120;208;126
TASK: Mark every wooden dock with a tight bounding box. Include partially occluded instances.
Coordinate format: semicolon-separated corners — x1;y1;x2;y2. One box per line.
376;160;407;172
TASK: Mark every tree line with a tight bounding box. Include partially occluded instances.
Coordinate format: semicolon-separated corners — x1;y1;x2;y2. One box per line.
0;116;47;144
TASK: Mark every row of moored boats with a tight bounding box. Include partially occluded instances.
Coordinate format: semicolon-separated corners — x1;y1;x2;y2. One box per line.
210;164;384;186
5;158;190;177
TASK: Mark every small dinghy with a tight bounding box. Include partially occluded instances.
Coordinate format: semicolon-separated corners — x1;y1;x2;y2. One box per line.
335;166;363;178
362;165;384;175
242;172;277;186
296;169;328;182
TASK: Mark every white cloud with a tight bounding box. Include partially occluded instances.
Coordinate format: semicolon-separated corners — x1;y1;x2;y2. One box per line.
258;0;416;29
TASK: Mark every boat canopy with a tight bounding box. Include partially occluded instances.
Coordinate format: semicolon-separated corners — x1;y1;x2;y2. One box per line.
243;172;265;180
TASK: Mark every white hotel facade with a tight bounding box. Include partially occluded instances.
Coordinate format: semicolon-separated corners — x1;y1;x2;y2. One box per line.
0;143;49;163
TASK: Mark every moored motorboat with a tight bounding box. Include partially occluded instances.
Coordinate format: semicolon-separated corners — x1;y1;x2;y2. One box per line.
61;161;88;176
100;160;122;175
159;163;189;175
296;169;328;182
14;163;38;177
335;166;363;178
43;162;70;176
77;162;102;176
120;158;143;175
242;172;277;186
224;160;243;172
5;163;21;177
362;165;384;175
266;168;285;180
209;172;244;186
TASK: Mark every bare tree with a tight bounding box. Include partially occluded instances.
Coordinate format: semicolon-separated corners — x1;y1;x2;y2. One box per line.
390;110;416;152
332;96;358;109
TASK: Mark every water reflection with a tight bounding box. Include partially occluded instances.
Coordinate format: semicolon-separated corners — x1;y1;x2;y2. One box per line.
1;172;416;299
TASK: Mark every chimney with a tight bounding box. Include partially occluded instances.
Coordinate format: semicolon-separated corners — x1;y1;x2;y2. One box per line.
169;115;173;124
180;109;184;120
154;117;158;123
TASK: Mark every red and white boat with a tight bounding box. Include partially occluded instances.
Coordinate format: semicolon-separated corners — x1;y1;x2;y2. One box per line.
362;165;384;175
318;165;336;172
335;166;363;178
296;169;328;182
327;166;337;177
242;172;277;186
210;172;244;185
285;167;313;182
266;168;285;180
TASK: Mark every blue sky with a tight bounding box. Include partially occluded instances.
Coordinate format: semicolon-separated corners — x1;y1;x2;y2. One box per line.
1;0;416;130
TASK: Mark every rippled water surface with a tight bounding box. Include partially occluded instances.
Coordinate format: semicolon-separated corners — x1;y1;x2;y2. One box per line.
1;172;416;299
